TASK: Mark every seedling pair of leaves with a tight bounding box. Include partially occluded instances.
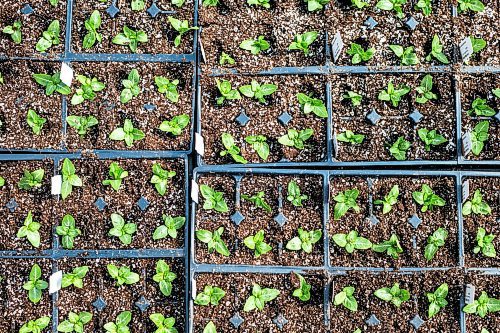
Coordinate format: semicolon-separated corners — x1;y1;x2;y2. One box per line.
247;0;271;8
286;228;322;253
56;214;81;249
415;74;438;104
278;128;314;150
245;135;270;161
149;314;179;333
57;312;92;333
121;69;140;104
36;20;60;52
32;72;71;96
334;286;358;311
102;162;128;191
427;283;448;318
216;79;241;105
240;36;270;55
27;109;46;135
19;316;50;333
336;130;365;145
306;0;330;11
297;92;327;118
200;184;229;213
108;213;137;245
155;76;179;103
244;229;272;258
242;191;272;212
426;35;449;64
196;226;230;257
347;43;374;64
244;284;280;312
293;273;312;302
220;133;247;164
71;75;106;105
470;121;489;156
17;211;41;248
289;31;318;56
343;91;363;106
168;17;198;47
413;184;445;212
112;26;148;53
287;181;308;207
3;20;22;44
372;234;403;259
159;114;190;136
424;227;448;261
418;128;447;151
153;260;177;297
61;158;83;200
376;0;407;18
333;189;360;220
457;0;485;13
67;115;98;136
104;311;131;333
390;137;411;161
153;215;186;240
19;168;44;190
463;291;500;318
150;163;176;196
109;119;145;147
474;227;496;258
332;230;372;253
239;80;277;104
463;189;491;216
374;185;399;214
83;10;102;49
389;44;419;65
195;285;226;306
374;283;410;307
62;266;89;289
467;98;496;117
378;81;410;107
23;264;48;304
107;264;140;286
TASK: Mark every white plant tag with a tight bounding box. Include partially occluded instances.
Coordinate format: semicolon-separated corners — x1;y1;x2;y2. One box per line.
195;133;205;156
60;62;74;87
459;37;473;62
462;179;470;202
465;284;475;304
462;131;472;156
51;175;62;195
191;180;199;203
199;36;207;63
49;271;63;294
331;32;344;63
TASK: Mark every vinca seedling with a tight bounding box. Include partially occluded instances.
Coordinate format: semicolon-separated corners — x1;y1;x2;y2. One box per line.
470;121;489;156
462;189;491;216
389;44;419;65
374;185;399;214
17;211;41;248
120;68;140;104
112;26;148;52
248;0;271;8
286;228;322;253
245;135;269;161
194;285;226;306
278;128;314;149
288;31;318;56
153;215;186;240
102;162;128;192
109;119;145;147
415;0;432;15
57;311;92;333
23;264;48;304
244;230;272;258
426;35;449;64
196;227;230;256
155;76;179;103
200;184;228;213
239;80;277;103
19;316;50;333
378;81;410;107
343;91;363;106
427;283;448;318
389;137;411;161
219;52;235;65
334;286;358;311
216;79;241;105
168;17;198;47
108;213;137;245
376;0;407;18
32;72;71;96
242;191;272;212
287;180;308;207
150;163;176;196
412;184;445;212
457;0;485;13
3;20;22;44
27;109;46;135
153;260;177;297
374;283;410;307
240;36;270;55
333;189;360;220
347;43;374;64
244;284;280;312
36;20;60;52
18;168;44;190
305;0;330;12
56;214;81;249
150;314;179;333
107;264;140;286
66;115;98;136
474;227;496;258
336;130;365;145
463;291;500;317
415;74;438;104
293;273;311;302
83;10;102;49
332;230;372;253
467;98;495;117
372;234;403;259
297;92;327;118
104;311;131;333
220;133;247;164
418;128;447;151
61;158;82;200
159;114;190;136
424;227;448;261
71;75;106;105
61;266;89;289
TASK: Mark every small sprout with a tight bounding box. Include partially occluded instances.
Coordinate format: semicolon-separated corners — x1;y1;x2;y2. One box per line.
153;215;185;240
109;119;145;147
286;228;322;253
27;109;46;135
470;36;486;58
83;10;102;49
108;213;137;245
153;260;177;297
62;266;89;289
71;75;106;105
474;227;496;258
102;162;128;192
150;163;176;196
351;0;369;9
292;273;311;302
239;80;277;103
0;72;3;84
107;264;140;286
333;189;360;220
23;264;48;304
36;20;60;52
418;128;447;151
305;0;330;12
244;230;272;258
492;88;500;98
149;314;179;333
245;135;270;161
376;0;407;18
424;228;448;261
343;91;363;106
297;92;327;118
120;68;140;104
334;286;358;312
112;26;148;53
242;191;272;212
168;17;198;47
159;114;190;136
415;0;432;15
240;36;270;55
470;120;489;156
415;74;437;104
19;168;44;190
104;311;131;333
196;227;230;256
378;81;410;107
278;128;314;150
426;35;449;64
61;158;83;200
247;0;271;8
57;311;92;333
463;291;500;317
374;283;410;308
203;0;219;6
216;79;241;105
332;230;372;254
155;76;179;103
19;316;50;333
467;98;495;117
49;0;59;6
374;185;399;214
289;31;318;56
56;214;81;249
66;115;98;136
389;44;419;66
372;234;403;259
219;52;235;66
412;184;445;212
427;283;448;318
463;189;491;216
195;285;226;306
32;72;71;96
2;20;22;44
457;0;485;13
244;284;280;312
200;184;229;213
17;211;41;248
389;136;411;161
0;176;4;187
336;130;365;145
131;0;145;10
220;133;247;164
287;180;308;207
346;43;375;64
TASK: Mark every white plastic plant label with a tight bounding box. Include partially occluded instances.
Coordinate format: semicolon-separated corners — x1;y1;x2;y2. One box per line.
465;284;475;304
462;131;472;156
462;179;470;202
195;132;205;156
191;180;199;203
49;271;63;294
60;62;74;87
331;32;344;63
459;37;473;62
51;175;62;195
199;35;207;63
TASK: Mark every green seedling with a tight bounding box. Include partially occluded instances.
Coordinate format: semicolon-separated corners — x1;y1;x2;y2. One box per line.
153;215;186;240
194;285;226;306
347;43;374;64
153;260;177;297
412;184;445;212
120;68;140;104
334;286;358;312
293;273;311;302
159;114;190;136
150;314;179;333
109;119;145;147
56;214;81;249
374;185;399;214
83;10;102;49
333;189;360;220
17;211;41;248
244;284;280;312
378;81;410;107
287;180;308;207
463;291;500;317
220;133;247;164
112;26;148;52
239;80;277;103
104;311;131;333
415;0;432;15
297;92;327;118
32;72;71;96
57;312;92;333
286;228;322;253
389;44;419;65
19;316;50;333
332;230;372;253
200;185;229;213
219;52;235;66
418;128;447;151
278;128;314;150
336;130;365;144
23;264;48;304
343;91;363;106
248;0;271;8
36;20;60;52
463;189;491;216
457;0;485;13
415;74;437;104
239;36;270;55
61;158;82;200
244;230;272;258
71;75;106;105
424;227;448;261
426;35;449;63
196;227;230;256
376;0;407;18
168;17;198;47
389;137;411;161
108;213;137;245
474;227;496;258
107;264;140;286
242;191;271;212
216;79;241;105
66;115;98;136
245;135;270;161
372;234;403;259
27;109;46;135
155;76;179;103
467;98;495;117
62;266;89;289
289;31;318;56
470;121;489;156
150;163;176;196
305;0;330;11
427;283;448;318
3;20;22;44
374;283;410;307
102;162;128;192
19;168;44;190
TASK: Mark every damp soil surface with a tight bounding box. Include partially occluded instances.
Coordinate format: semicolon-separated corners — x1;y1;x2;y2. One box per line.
0;0;67;58
464;273;500;333
0;61;63;150
56;258;186;332
462;177;499;268
54;157;186;250
0;159;55;251
329;175;458;268
193;272;327;332
331;73;456;161
459;74;499;161
65;61;193;151
195;174;324;266
330;270;463;333
200;74;327;164
71;0;195;54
